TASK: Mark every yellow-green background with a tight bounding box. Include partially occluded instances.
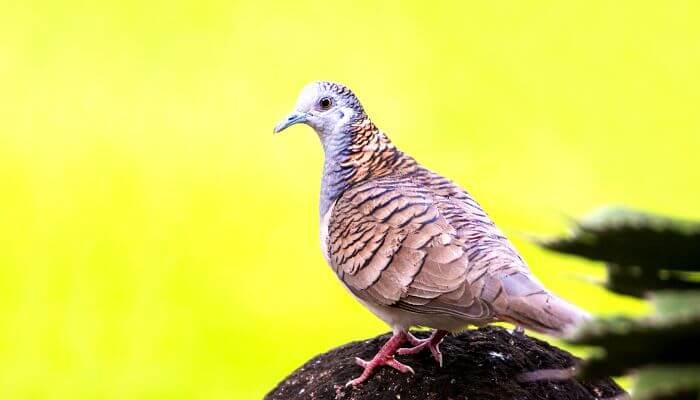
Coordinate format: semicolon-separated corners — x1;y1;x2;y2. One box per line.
1;1;699;399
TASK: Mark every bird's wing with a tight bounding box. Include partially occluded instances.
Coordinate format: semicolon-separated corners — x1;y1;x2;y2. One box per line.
423;172;590;334
328;171;588;334
327;175;494;323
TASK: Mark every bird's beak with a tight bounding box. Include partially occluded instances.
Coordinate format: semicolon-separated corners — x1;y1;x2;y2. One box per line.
273;111;309;134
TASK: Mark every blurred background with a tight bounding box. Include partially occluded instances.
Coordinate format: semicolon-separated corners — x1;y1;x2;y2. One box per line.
1;1;699;399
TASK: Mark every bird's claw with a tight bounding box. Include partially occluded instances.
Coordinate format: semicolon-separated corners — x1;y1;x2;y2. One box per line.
397;331;447;367
346;355;414;386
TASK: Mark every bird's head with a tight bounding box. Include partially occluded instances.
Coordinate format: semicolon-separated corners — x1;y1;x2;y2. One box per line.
273;81;365;139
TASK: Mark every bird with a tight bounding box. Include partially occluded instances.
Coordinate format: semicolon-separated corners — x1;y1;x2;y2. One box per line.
273;81;590;387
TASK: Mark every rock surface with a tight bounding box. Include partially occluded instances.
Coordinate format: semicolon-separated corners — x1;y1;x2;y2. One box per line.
266;326;625;400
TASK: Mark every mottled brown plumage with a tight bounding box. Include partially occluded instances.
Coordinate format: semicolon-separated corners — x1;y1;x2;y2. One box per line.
324;115;584;336
275;81;589;386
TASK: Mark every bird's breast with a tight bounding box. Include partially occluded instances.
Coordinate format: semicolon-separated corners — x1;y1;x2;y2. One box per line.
319;200;336;264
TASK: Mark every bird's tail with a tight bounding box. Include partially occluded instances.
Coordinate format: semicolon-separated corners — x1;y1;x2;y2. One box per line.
495;272;591;337
505;292;590;336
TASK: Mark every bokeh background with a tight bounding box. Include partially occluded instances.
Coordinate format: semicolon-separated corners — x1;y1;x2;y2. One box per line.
1;1;699;399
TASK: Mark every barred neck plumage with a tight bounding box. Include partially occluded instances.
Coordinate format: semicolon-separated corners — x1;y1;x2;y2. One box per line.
319;114;418;216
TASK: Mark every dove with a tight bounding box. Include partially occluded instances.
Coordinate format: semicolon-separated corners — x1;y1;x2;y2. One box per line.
274;81;589;386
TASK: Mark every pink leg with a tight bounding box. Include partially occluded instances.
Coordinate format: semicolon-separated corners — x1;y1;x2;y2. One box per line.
396;329;449;367
346;331;414;386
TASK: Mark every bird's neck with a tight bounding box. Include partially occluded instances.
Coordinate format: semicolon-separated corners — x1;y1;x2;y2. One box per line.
319;115;417;216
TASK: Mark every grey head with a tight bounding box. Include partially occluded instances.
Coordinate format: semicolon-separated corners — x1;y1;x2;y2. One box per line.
274;81;375;217
273;81;365;140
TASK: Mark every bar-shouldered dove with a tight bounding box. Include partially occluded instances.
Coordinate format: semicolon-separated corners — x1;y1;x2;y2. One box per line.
274;81;589;386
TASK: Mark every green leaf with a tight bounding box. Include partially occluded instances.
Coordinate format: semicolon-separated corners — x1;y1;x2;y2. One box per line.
604;264;700;298
633;365;700;400
537;207;700;271
651;291;700;319
565;292;700;378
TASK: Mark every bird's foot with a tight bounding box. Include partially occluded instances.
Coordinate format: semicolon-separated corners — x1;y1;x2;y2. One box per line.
346;331;413;387
347;356;414;386
397;329;449;367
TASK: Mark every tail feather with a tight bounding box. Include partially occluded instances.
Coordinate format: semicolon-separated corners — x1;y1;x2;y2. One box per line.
505;292;590;336
496;271;590;336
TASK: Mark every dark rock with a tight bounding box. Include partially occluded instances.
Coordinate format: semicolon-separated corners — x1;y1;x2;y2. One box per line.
266;326;625;400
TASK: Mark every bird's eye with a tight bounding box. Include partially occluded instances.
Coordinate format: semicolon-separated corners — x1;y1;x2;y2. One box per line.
318;97;333;110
